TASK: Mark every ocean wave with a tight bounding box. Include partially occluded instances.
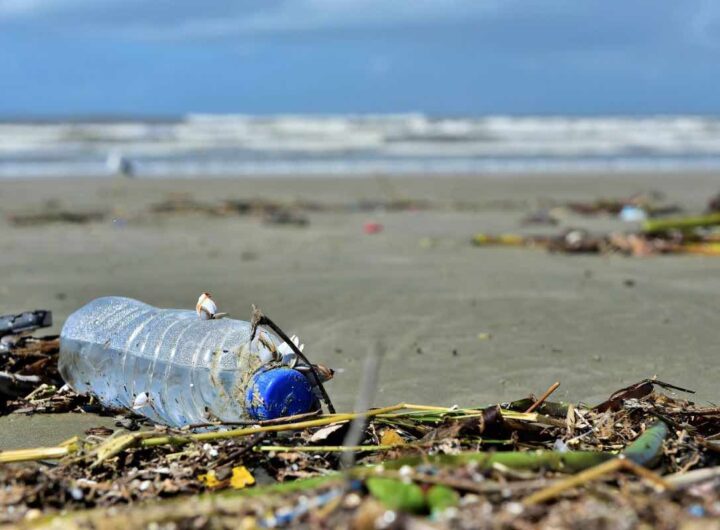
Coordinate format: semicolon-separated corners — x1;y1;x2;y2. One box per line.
0;114;719;176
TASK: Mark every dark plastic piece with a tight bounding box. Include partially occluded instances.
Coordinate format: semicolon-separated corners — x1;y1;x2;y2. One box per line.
0;310;52;338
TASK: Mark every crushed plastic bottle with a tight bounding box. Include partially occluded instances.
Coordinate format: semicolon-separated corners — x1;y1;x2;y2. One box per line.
59;296;319;427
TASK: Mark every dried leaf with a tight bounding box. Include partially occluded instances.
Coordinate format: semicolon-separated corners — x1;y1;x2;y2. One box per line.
198;464;255;491
230;466;255;489
90;433;150;468
594;380;655;412
380;429;405;446
198;470;222;489
309;423;345;443
423;405;505;442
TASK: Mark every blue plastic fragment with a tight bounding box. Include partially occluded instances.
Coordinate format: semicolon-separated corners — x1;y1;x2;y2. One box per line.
688;504;705;518
619;205;648;222
246;367;315;421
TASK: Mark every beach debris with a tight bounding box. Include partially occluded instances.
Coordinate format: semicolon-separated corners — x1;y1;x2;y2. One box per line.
1;376;719;527
520;193;682;229
262;209;309;227
563;191;681;218
0;371;41;399
0;334;96;413
195;291;217;319
524;381;560;413
300;362;335;383
0;315;717;529
0;309;52;339
150;194;312;226
198;466;255;490
278;334;303;367
521;208;561;225
6;209;106;227
132;391;150;410
473;212;720;257
148;194;430;221
59;296;334;427
149;193;227;216
195;292;226;320
619;204;648;222
250;305;336;414
363;221;383;234
641;212;720;234
708;191;720;212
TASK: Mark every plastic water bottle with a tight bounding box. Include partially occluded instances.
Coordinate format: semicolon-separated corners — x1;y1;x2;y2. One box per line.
58;296;318;427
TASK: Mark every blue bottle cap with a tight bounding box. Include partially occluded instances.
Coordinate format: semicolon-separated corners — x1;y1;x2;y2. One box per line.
246;367;315;421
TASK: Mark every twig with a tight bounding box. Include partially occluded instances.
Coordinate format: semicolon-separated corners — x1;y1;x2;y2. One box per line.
141;403;406;448
186;409;321;430
665;465;720;488
0;371;41;398
0;446;70;464
341;341;384;468
89;431;157;468
0;404;463;463
250;305;335;413
367;468;559;496
256;444;406;453
525;382;561;413
620;458;672;490
522;458;621;505
522;457;671;505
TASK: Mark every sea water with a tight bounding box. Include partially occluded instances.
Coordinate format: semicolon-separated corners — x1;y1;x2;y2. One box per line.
3;114;720;177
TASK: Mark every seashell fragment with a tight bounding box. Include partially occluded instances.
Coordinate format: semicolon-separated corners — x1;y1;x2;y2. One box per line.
196;292;218;320
132;391;150;410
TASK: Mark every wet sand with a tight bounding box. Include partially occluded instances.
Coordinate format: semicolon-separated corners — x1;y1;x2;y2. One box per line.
1;173;718;448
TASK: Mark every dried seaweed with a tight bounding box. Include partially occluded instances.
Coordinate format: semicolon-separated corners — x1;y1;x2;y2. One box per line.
1;336;108;416
473;226;720;257
2;335;720;528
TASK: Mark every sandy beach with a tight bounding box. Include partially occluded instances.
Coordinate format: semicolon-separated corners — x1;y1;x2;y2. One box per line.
1;173;719;448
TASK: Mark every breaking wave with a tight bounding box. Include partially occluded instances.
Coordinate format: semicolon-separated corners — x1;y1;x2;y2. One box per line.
1;114;719;177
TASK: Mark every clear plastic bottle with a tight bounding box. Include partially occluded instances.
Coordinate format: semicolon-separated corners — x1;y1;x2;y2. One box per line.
59;296;317;427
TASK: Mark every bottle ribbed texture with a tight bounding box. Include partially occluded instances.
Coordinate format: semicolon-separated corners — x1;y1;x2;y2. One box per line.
59;296;282;427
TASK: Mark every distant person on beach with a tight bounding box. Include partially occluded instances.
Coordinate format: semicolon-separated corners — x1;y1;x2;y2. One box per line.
106;152;135;177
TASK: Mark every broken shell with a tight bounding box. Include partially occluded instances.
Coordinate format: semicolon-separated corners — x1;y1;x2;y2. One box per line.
196;292;218;320
281;351;298;368
278;334;304;356
133;391;150;410
314;363;335;382
297;362;335;382
256;331;280;364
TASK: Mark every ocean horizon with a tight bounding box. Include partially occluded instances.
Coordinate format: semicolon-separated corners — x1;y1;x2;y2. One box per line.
2;113;720;178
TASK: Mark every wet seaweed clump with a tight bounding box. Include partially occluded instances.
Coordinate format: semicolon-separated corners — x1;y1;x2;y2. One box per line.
474;210;720;257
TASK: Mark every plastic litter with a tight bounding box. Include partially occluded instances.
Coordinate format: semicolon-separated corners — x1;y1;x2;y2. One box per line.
363;222;383;234
0;310;52;338
619;205;648;222
58;296;319;427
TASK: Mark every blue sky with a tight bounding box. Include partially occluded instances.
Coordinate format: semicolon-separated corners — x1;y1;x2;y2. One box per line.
0;0;718;117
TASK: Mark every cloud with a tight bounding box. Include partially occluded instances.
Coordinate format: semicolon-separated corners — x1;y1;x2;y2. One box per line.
0;0;99;17
689;0;720;49
197;0;500;33
0;0;711;56
0;0;500;36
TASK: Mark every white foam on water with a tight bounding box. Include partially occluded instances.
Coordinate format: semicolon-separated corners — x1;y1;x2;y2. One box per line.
1;114;719;177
